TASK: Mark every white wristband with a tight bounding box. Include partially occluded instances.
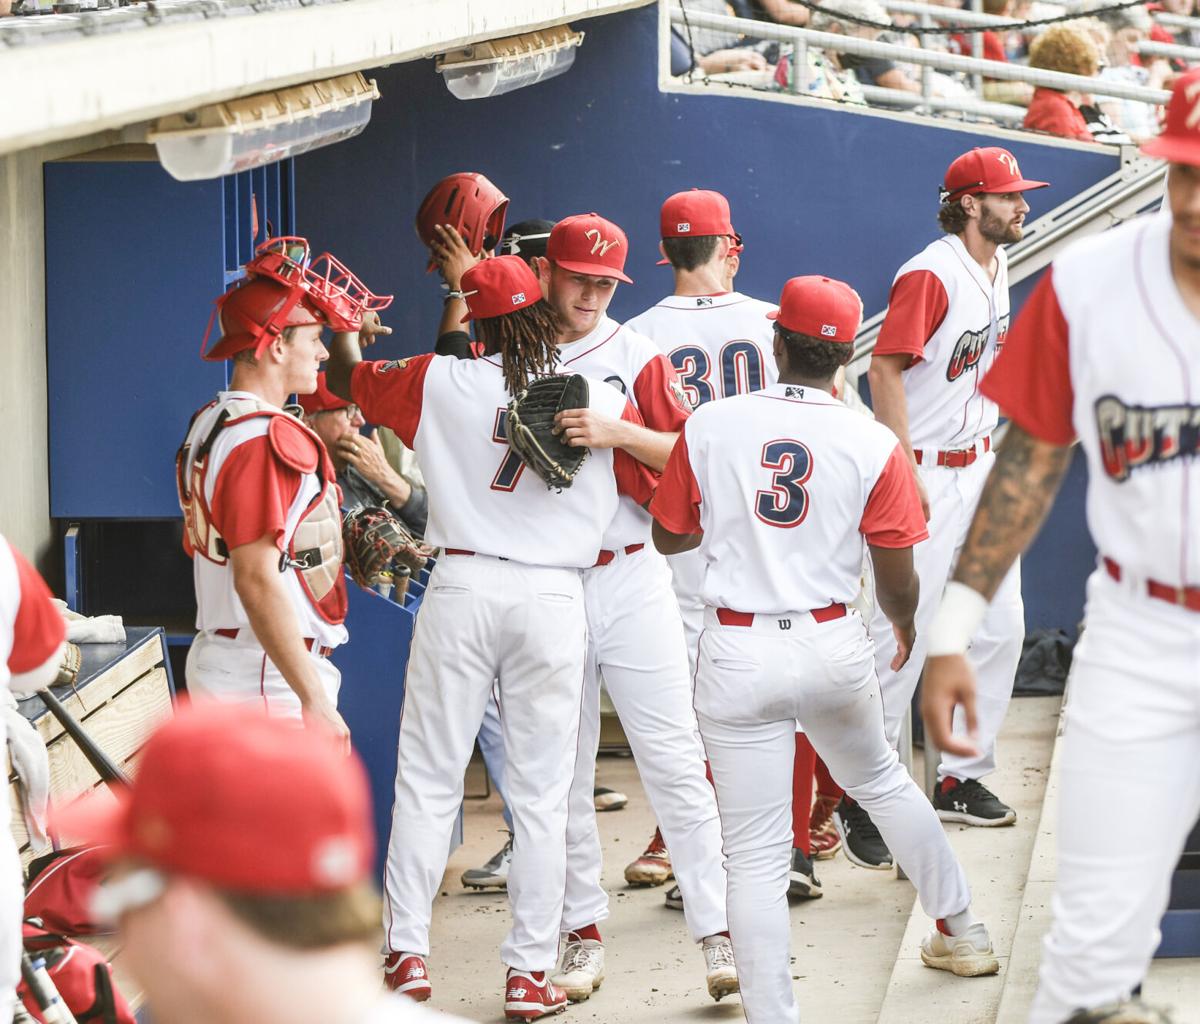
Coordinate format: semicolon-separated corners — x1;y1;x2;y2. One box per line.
926;582;989;657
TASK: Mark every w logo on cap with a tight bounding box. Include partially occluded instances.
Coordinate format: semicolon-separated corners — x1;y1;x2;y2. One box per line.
584;228;621;257
511;291;526;305
997;151;1020;176
1186;79;1200;129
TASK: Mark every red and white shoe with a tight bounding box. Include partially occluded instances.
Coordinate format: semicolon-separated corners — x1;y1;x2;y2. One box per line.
623;827;672;886
504;968;568;1020
383;951;432;1001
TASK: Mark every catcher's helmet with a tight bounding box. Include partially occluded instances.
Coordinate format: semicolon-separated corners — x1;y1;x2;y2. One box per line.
415;172;509;267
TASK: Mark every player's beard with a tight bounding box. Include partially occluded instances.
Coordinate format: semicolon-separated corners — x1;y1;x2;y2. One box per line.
978;205;1023;245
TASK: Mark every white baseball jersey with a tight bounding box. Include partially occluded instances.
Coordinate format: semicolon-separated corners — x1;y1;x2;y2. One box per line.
180;394;349;649
982;213;1200;586
626;291;779;407
352;354;655;567
651;383;928;614
555;316;691;549
875;234;1011;451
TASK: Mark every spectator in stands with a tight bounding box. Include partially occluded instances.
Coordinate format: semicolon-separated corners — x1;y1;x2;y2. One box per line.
755;0;811;25
810;0;924;93
1150;0;1200;59
1023;23;1104;141
673;0;771;73
1089;2;1168;139
949;0;1035;105
772;43;868;101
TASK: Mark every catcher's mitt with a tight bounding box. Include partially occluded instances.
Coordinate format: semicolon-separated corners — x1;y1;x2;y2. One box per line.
342;506;430;589
506;374;590;489
54;643;82;687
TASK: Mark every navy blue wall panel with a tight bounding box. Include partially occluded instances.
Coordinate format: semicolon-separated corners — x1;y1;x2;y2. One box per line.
45;161;228;518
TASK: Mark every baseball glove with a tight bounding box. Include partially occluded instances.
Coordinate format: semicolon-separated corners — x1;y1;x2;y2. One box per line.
506;374;590;490
341;506;430;589
54;643;82;687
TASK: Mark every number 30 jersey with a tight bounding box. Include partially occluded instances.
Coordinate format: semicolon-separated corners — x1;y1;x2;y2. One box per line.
650;383;927;614
626;292;779;407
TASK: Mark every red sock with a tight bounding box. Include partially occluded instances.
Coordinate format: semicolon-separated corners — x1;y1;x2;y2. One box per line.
569;924;602;943
792;733;816;853
814;753;843;803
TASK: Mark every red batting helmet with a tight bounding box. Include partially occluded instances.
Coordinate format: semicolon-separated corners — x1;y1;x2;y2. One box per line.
415;172;509;268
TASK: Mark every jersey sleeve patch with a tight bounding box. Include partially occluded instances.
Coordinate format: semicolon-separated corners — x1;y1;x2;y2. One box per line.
981;268;1076;446
352;353;435;449
650;429;703;536
874;270;950;367
267;415;320;474
7;547;66;675
860;443;929;548
633;354;692;431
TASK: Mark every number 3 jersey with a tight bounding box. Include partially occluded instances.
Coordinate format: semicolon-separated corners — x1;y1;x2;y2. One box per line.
351;354;655;568
650;383;928;614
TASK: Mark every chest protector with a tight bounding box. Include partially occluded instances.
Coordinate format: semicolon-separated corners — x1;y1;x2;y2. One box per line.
176;397;345;623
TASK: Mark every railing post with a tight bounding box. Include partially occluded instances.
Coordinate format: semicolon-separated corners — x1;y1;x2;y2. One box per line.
919;12;933;111
970;0;984;97
791;29;808;94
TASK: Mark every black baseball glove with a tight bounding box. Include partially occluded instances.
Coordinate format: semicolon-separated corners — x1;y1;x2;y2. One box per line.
342;505;431;588
506;374;590;489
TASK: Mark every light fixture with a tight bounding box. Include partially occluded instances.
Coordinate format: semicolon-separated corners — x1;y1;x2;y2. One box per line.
436;25;585;101
149;73;379;182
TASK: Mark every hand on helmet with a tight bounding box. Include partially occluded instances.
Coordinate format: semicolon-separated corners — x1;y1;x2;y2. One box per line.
431;223;488;291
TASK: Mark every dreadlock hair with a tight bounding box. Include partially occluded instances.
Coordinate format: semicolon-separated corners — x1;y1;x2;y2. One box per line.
472;299;564;397
776;325;854;379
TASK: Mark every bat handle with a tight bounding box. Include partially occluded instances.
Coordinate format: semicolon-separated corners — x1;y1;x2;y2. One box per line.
20;954;79;1024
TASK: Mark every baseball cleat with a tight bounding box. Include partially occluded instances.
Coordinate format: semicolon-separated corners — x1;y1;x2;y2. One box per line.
551;933;605;1001
383;951;432;1001
461;833;513;890
624;827;673;886
833;796;893;870
920;922;1000;978
788;848;824;900
809;793;843;860
933;777;1017;826
664;884;683;911
593;785;628;812
504;968;568;1020
1064;1000;1174;1024
702;934;739;1001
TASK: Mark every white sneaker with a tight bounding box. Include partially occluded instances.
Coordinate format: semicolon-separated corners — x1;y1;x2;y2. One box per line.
550;935;605;1002
702;934;739;1001
920;922;1000;977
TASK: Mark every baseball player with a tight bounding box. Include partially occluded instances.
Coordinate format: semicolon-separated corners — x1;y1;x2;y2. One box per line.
55;704;476;1024
525;212;737;1003
626;188;835;894
325;255;657;1020
855;147;1049;866
0;534;67;1022
922;70;1200;1024
650;274;1000;1024
176;237;390;747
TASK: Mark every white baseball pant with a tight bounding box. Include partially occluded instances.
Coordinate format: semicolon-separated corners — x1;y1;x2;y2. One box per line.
185;629;341;718
562;546;728;943
695;607;972;1024
666;548;706;679
382;554;587;971
870;451;1024;781
476;686;514;831
1030;569;1200;1024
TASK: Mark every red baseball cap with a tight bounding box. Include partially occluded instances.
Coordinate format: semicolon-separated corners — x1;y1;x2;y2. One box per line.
767;276;863;343
1140;68;1200;168
54;704;374;895
660;189;737;239
941;147;1049;203
296;372;351;414
459;255;542;322
546;213;633;284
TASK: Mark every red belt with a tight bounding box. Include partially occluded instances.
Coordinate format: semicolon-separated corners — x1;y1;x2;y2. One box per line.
444;549;475;556
593;543;645;567
716;604;847;626
914;435;991;469
213;627;333;658
1103;558;1200;613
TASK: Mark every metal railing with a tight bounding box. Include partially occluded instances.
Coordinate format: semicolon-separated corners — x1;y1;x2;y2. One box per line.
1138;38;1200;62
859;83;1028;122
1153;10;1200;32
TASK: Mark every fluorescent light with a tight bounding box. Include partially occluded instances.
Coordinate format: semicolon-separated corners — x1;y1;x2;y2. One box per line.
436;25;585;101
149;73;379;182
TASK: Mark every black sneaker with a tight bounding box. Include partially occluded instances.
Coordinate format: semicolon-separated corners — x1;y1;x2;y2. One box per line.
934;777;1017;827
664;884;683;911
788;848;823;900
833;796;893;870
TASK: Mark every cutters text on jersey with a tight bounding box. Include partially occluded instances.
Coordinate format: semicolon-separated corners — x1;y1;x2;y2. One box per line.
1095;394;1200;482
945;315;1009;382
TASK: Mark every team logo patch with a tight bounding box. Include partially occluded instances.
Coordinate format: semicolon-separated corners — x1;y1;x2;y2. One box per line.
584;228;621;256
820;324;837;338
669;378;692;411
1095;394;1200;482
785;386;806;399
677;221;692;233
695;296;713;307
997;151;1020;176
511;291;526;305
379;359;409;374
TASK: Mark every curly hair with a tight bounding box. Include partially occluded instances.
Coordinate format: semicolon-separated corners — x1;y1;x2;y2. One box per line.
776;326;854;379
472;299;563;397
1028;23;1100;78
937;199;971;235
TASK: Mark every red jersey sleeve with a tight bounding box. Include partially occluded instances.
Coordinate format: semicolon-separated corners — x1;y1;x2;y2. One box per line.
350;354;435;449
8;548;65;675
874;270;949;367
210;437;303;552
981;268;1076;445
650;430;702;536
633;354;691;432
614;399;658;506
860;444;929;548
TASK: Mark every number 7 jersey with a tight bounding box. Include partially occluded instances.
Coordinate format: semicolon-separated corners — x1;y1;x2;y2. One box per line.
651;383;928;614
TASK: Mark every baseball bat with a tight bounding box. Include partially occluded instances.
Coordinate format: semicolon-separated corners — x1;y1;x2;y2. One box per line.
36;688;130;790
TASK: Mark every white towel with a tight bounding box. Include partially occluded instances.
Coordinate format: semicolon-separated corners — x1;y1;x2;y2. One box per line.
50;600;126;644
3;691;51;852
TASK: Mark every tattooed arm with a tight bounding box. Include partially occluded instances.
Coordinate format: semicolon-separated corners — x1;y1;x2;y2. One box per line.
921;425;1072;756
